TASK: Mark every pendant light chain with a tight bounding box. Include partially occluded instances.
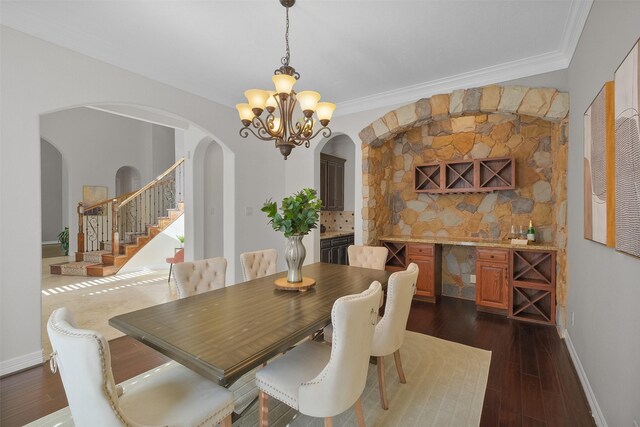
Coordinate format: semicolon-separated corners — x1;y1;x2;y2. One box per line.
282;6;290;68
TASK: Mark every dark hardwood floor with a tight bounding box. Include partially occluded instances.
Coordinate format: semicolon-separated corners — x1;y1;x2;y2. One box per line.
0;296;594;427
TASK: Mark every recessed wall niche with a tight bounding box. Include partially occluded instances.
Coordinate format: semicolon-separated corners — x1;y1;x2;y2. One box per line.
359;85;569;305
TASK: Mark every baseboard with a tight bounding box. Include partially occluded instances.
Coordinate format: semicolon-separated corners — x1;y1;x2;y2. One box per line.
563;329;607;427
0;349;44;377
42;241;58;245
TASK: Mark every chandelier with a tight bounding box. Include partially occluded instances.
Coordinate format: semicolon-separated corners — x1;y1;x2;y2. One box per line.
236;0;336;160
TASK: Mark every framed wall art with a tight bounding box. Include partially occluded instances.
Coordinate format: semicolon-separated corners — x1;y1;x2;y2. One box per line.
614;38;640;258
584;81;615;247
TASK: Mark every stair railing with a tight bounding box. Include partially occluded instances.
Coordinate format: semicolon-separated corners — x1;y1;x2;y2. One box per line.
76;158;185;257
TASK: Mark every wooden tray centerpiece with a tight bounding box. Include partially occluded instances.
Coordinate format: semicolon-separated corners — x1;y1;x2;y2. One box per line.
274;276;316;292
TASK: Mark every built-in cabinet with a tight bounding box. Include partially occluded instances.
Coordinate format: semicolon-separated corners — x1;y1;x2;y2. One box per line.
382;241;441;302
320;234;354;265
320;153;345;211
476;248;510;311
380;239;556;325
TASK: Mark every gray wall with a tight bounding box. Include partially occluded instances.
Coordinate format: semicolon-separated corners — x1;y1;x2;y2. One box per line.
40;139;63;242
204;141;224;259
151;124;175;177
566;2;640;426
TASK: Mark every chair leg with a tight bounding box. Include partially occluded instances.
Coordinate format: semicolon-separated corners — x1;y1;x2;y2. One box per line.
168;263;173;283
324;417;333;427
377;356;389;410
259;390;269;427
354;398;366;427
219;414;232;427
394;349;407;384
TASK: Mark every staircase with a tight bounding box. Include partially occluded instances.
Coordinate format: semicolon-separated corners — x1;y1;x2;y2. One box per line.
50;158;185;277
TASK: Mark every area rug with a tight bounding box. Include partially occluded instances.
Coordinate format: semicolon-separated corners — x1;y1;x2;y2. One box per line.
26;331;491;427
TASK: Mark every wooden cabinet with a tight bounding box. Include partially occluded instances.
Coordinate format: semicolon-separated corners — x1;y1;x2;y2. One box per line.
509;249;556;325
320;234;353;265
476;248;509;311
408;244;441;302
381;240;441;303
415;156;515;194
320;154;345;211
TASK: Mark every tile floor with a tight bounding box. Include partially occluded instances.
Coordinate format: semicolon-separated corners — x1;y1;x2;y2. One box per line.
41;256;178;357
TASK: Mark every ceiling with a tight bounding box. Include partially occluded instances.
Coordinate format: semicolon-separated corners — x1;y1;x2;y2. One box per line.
1;1;592;115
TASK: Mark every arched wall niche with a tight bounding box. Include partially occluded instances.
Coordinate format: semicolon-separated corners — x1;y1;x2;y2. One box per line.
358;85;570;307
115;165;142;196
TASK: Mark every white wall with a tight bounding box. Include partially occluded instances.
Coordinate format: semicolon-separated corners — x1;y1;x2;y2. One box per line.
321;134;356;211
204;141;224;259
0;26;285;373
40;139;64;242
566;2;640;426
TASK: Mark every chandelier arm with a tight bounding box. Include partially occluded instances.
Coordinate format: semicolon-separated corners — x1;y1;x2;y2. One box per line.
240;125;277;142
286;94;300;137
295;125;332;144
251;115;279;139
273;96;287;136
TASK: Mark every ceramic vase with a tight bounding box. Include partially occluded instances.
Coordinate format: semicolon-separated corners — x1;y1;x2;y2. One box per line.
285;235;306;283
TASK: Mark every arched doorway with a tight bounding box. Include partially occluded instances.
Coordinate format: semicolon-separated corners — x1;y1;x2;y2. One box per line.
115;165;142;196
40;138;68;256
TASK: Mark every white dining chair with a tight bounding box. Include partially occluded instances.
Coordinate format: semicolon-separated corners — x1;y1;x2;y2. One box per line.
174;256;227;298
240;249;278;281
47;307;234;427
347;245;389;271
255;281;382;427
371;262;419;410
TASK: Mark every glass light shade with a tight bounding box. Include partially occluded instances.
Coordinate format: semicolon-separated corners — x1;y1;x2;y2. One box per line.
272;74;296;94
265;91;278;110
316;102;336;122
296;91;321;112
244;89;269;110
236;103;254;121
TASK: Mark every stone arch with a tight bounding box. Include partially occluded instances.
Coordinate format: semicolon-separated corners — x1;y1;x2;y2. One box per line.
358;85;569;307
358;85;569;148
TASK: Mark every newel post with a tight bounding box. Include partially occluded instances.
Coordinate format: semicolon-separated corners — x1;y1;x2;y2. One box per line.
77;202;85;254
112;200;120;257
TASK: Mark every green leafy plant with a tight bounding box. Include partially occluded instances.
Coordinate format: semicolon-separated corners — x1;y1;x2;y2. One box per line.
176;235;185;246
57;226;69;256
261;188;323;237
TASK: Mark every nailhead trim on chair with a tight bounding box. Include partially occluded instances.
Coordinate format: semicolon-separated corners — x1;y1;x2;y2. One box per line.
48;317;132;426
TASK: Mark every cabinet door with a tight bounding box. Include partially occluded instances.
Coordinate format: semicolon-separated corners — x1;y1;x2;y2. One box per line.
326;161;337;210
336;162;344;211
320;247;331;263
409;256;435;298
476;262;509;309
320;158;328;210
330;246;341;265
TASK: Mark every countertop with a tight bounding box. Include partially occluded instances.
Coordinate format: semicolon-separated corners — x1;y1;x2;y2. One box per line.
321;231;355;240
378;235;559;251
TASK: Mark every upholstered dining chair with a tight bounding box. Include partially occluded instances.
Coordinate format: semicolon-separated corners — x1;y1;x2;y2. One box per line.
371;262;419;410
47;307;234;427
240;249;278;281
347;245;389;271
166;248;184;283
173;257;227;299
256;281;382;427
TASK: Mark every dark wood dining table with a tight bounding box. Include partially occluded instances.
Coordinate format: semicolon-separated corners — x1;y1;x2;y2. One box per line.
109;262;392;387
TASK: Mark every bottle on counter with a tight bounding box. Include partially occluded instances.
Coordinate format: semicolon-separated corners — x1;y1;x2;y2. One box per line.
527;220;536;242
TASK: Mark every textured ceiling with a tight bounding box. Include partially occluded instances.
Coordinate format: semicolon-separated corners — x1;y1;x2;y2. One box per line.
1;1;591;114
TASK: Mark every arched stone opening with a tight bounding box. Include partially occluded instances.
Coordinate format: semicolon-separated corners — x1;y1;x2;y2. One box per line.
358;85;569;306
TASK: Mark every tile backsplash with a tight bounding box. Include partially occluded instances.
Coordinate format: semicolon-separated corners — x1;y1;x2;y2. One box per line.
321;211;354;232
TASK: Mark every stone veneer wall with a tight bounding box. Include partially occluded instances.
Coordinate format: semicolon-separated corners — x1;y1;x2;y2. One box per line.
359;85;569;307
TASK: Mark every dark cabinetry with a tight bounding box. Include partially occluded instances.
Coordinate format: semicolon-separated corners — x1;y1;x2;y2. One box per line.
320;234;354;265
320;154;345;211
476;248;510;311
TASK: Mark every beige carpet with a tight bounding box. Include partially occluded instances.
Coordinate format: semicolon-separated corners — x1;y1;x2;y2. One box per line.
26;331;490;427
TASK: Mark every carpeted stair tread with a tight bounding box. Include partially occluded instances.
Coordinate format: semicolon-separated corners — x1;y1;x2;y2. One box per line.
81;250;110;263
49;261;100;276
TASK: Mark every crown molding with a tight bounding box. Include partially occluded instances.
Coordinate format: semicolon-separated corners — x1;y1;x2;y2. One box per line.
334;0;594;117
